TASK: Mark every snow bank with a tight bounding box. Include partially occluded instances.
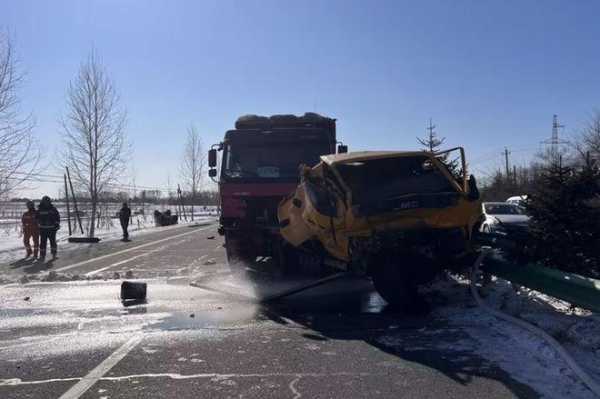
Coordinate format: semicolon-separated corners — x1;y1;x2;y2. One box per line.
379;275;600;399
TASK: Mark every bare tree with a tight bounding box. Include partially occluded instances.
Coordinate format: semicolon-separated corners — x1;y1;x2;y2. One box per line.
61;53;128;238
180;125;205;221
582;111;600;160
0;32;40;200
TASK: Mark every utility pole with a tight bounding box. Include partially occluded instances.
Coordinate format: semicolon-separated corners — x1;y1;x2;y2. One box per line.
541;114;568;161
551;114;564;159
63;174;72;236
503;147;511;178
66;167;84;235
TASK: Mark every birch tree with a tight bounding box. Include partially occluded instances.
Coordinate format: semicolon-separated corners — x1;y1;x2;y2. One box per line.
180;125;205;221
61;53;128;238
582;111;600;160
0;32;39;199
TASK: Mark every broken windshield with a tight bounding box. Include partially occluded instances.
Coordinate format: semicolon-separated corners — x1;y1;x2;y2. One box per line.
335;156;456;208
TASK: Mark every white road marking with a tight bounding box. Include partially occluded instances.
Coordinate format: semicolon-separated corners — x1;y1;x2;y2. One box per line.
55;224;214;273
84;247;163;277
1;371;373;386
58;335;142;399
290;376;302;399
84;237;191;277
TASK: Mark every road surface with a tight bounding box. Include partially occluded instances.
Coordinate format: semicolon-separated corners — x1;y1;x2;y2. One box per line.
0;221;542;398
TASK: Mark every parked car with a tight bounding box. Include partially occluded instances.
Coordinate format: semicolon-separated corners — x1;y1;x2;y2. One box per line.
481;202;529;233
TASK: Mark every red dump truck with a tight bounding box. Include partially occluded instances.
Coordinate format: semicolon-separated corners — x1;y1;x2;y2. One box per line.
207;113;346;269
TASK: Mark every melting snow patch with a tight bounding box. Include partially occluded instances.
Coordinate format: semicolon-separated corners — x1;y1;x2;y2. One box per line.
142;347;158;354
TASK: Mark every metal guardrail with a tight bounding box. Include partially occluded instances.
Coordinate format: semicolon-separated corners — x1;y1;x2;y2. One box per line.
481;251;600;313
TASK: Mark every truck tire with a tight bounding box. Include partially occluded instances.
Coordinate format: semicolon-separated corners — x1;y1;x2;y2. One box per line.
371;254;427;313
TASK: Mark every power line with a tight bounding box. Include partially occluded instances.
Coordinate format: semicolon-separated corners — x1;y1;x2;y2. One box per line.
7;171;178;193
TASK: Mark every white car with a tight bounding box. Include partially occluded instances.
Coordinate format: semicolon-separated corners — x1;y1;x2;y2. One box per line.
506;195;528;207
481;202;529;233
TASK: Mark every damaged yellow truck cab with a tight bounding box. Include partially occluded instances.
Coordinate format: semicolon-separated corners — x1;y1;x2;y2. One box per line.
278;148;483;307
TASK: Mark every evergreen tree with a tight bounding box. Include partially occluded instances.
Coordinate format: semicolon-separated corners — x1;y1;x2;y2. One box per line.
525;155;600;277
417;119;445;152
417;119;465;181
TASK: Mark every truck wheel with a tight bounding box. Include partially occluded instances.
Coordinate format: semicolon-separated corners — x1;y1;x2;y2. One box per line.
371;255;427;313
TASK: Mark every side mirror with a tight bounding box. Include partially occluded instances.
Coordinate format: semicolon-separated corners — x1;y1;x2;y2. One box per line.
467;175;480;201
208;149;217;168
208;169;217;178
337;144;348;154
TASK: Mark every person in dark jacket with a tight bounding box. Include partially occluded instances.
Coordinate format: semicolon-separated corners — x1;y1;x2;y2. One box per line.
119;202;132;241
37;196;60;261
22;200;39;258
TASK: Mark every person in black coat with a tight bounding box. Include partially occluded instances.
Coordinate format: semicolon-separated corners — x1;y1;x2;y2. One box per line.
37;196;60;261
119;202;132;241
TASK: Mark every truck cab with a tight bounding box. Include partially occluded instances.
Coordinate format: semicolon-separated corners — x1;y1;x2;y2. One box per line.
208;113;345;269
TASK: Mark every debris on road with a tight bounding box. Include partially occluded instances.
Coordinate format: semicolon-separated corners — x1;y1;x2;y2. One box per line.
43;271;58;282
207;236;215;240
121;281;147;300
203;258;217;265
113;272;121;279
23;296;30;301
125;270;134;279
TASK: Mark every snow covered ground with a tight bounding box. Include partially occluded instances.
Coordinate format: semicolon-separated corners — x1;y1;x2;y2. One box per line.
378;275;600;399
0;210;217;265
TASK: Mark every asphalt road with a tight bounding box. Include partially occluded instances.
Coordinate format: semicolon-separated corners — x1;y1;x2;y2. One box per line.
0;222;540;398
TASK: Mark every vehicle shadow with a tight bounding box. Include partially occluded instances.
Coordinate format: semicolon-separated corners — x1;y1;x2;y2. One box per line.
241;265;541;399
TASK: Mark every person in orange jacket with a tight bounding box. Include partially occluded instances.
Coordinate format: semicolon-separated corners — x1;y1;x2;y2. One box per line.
22;200;39;259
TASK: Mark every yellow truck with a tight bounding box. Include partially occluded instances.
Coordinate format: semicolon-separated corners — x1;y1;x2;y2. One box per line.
278;148;483;309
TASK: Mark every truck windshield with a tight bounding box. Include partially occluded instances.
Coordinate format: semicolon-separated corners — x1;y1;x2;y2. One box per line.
484;203;525;215
336;155;456;207
223;140;331;181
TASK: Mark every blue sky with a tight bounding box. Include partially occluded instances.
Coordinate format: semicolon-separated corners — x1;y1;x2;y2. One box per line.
3;0;600;197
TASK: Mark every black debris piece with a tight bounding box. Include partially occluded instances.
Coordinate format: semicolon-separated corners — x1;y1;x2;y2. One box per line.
121;281;147;300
